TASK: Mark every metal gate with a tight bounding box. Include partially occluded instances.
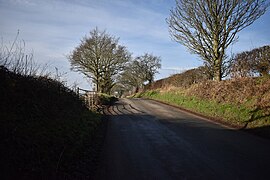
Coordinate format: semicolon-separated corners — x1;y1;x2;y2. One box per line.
77;87;97;110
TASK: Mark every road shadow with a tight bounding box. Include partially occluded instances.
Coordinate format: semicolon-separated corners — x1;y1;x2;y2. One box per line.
242;125;270;140
105;100;270;140
97;102;270;180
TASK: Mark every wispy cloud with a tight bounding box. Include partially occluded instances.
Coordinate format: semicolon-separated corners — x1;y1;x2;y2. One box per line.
8;0;36;6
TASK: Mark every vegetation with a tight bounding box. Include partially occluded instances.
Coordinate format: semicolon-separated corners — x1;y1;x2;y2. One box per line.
0;30;49;77
97;93;118;105
117;53;161;95
230;45;270;78
136;90;251;126
68;28;161;96
1;1;269;176
167;0;269;81
147;66;210;90
136;44;270;129
133;53;161;84
137;69;270;129
0;34;105;179
163;0;270;131
0;66;102;178
68;27;131;94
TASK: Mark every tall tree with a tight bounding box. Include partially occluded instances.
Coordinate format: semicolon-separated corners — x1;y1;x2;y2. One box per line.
167;0;269;81
68;28;131;93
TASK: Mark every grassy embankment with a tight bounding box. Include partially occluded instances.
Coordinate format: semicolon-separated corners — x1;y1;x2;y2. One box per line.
0;66;108;179
135;76;270;129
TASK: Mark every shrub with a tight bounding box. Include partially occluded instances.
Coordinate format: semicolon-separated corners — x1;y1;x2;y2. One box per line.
0;67;101;178
97;93;118;105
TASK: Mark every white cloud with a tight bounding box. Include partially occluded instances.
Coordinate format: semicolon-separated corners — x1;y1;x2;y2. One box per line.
162;67;195;71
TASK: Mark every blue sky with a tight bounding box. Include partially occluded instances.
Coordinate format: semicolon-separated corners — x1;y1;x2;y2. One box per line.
1;0;270;89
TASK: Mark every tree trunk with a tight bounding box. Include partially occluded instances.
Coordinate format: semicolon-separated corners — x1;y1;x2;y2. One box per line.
213;34;222;81
213;58;222;81
135;86;139;93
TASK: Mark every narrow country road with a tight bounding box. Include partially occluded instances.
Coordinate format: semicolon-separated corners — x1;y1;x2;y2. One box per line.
95;98;270;180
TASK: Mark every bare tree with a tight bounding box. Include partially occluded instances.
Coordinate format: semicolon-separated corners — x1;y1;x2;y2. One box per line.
230;51;255;78
118;62;144;93
252;45;270;76
68;28;131;94
134;53;161;84
117;53;161;94
167;0;269;81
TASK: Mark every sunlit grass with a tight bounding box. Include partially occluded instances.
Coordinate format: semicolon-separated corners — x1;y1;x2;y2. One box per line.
137;90;267;127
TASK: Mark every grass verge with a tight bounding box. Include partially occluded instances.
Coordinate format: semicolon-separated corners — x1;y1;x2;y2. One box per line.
136;89;270;129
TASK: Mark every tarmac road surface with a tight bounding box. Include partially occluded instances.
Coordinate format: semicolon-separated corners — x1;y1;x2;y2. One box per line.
95;98;270;180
